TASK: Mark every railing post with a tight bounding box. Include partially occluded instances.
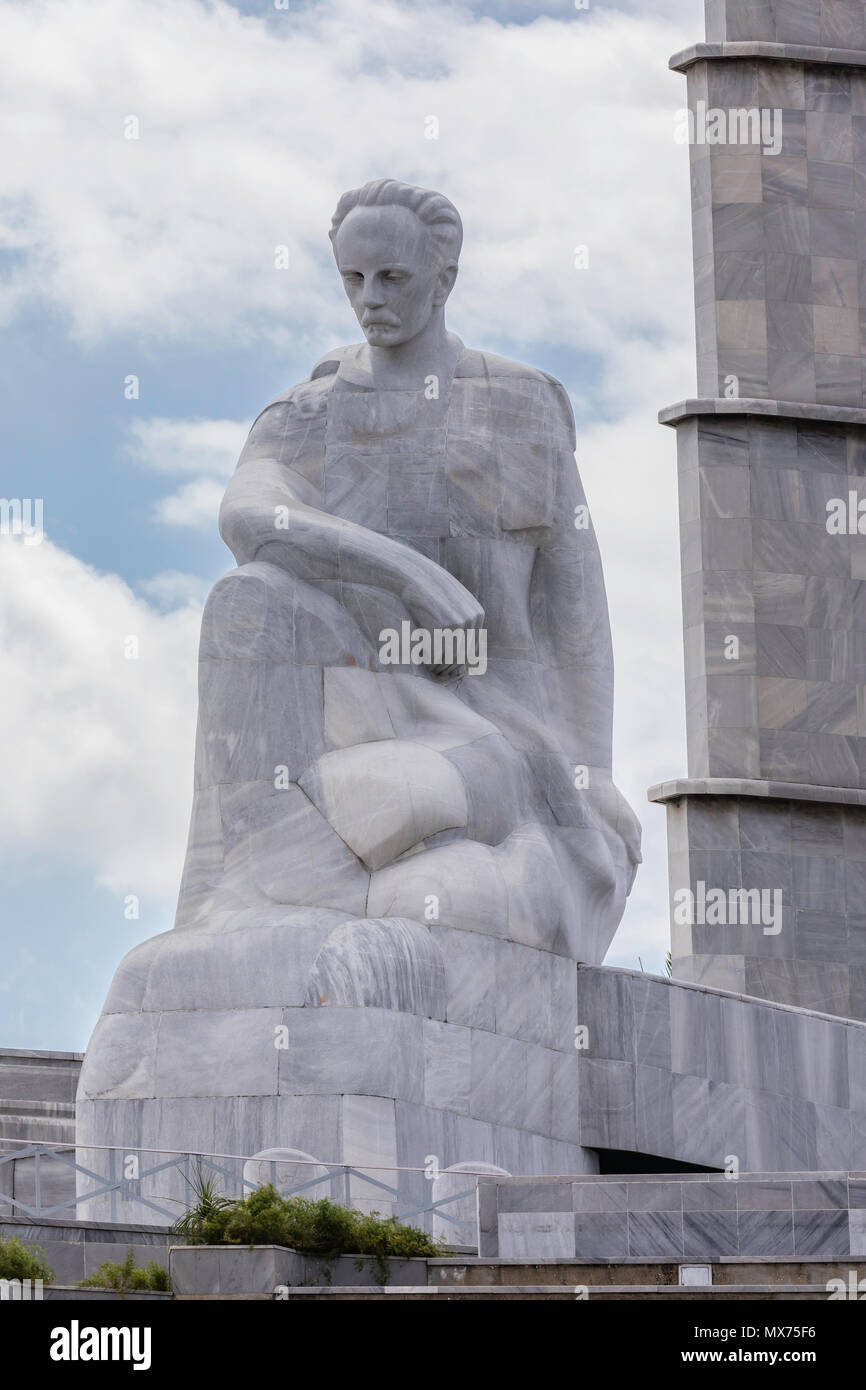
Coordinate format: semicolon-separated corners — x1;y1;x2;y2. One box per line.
108;1148;117;1223
33;1145;41;1217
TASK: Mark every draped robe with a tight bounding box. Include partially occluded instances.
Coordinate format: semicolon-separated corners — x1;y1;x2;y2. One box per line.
174;337;641;960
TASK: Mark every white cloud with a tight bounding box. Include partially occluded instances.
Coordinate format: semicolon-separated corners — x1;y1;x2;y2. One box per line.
138;568;214;609
126;417;249;477
456;0;702;20
0;537;199;900
153;477;228;530
126;415;249;529
0;0;695;378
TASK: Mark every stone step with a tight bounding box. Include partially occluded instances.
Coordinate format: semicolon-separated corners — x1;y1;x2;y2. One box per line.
0;1051;82;1108
259;1283;841;1300
0;1110;76;1143
0;1097;75;1117
427;1257;866;1288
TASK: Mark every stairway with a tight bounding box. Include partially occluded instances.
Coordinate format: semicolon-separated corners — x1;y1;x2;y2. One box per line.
262;1257;866;1300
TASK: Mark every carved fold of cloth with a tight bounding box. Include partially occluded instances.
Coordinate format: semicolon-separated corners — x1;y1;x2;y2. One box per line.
175;339;641;964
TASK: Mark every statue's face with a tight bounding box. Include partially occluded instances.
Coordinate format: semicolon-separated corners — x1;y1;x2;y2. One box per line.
334;204;451;348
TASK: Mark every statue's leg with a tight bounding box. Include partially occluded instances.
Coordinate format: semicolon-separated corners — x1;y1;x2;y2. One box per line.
176;560;377;926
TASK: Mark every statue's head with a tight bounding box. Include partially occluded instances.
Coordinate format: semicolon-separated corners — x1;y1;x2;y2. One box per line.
329;179;462;348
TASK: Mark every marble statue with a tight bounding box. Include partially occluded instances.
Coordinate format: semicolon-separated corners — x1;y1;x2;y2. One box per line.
76;180;641;1216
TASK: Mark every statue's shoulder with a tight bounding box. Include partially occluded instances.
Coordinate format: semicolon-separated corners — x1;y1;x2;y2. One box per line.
309;343;363;380
455;346;551;384
248;346;362;434
457;347;575;446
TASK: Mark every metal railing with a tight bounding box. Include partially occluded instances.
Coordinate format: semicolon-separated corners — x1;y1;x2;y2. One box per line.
0;1139;478;1242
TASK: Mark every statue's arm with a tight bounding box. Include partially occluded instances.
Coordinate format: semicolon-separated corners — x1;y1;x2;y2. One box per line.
531;430;641;869
219;403;483;632
534;448;614;668
529;381;616;765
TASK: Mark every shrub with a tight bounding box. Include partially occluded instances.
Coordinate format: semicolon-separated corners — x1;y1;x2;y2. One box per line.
172;1178;451;1283
0;1236;53;1284
80;1248;170;1295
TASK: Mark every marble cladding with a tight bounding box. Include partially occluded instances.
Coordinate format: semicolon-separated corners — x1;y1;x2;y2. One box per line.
479;1169;866;1260
0;1050;83;1216
676;413;866;784
0;1050;83;1108
662;409;866;1013
66;961;866;1227
663;790;866;1017
705;0;866;48
576;965;866;1173
74;984;594;1225
659;6;866;1017
686;49;866;406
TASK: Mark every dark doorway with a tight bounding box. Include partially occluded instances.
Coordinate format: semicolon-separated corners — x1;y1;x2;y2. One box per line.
593;1148;721;1175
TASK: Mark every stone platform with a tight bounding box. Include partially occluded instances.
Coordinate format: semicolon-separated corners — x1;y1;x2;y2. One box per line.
67;962;866;1227
478;1171;866;1261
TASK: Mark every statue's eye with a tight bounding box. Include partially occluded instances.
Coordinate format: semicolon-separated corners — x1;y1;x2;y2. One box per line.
383;272;405;283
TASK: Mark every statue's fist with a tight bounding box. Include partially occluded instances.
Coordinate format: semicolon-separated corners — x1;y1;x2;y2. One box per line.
407;568;485;682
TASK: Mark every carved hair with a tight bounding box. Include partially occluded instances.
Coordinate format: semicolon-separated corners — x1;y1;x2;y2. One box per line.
329;179;463;268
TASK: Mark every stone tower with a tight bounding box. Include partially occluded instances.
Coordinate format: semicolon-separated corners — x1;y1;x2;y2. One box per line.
651;0;866;1018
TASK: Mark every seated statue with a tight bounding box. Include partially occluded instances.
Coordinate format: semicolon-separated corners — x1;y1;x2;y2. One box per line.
77;180;641;1217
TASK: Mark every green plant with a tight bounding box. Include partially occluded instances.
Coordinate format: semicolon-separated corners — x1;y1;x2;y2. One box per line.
170;1168;236;1244
664;950;673;978
171;1182;452;1285
79;1247;170;1295
0;1236;53;1284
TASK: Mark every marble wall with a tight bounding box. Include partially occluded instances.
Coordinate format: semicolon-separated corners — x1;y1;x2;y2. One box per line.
576;965;866;1173
668;410;866;784
683;52;866;405
480;1170;866;1261
705;0;866;48
657;784;866;1015
75;951;594;1225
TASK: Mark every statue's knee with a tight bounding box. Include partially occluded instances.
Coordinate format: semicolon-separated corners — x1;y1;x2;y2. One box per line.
201;562;296;660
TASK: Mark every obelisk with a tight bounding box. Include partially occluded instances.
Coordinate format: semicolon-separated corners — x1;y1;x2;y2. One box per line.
651;0;866;1019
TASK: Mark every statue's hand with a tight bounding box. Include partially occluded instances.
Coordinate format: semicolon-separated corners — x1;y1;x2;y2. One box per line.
405;566;485;683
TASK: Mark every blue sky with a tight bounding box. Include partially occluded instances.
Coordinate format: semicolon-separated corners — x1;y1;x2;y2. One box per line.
0;0;702;1049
